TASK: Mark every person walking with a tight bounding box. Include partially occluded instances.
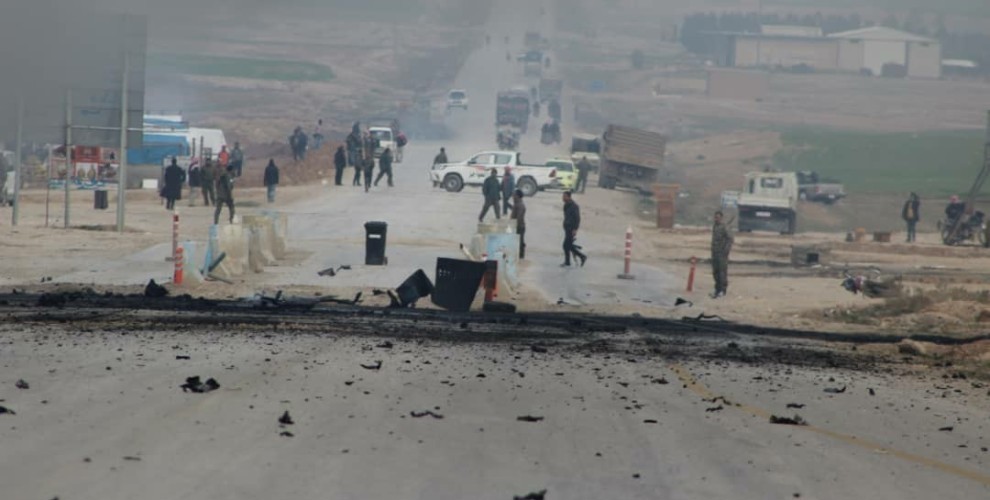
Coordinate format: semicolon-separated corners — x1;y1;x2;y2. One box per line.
214;165;236;225
902;192;920;243
362;155;375;193
374;147;394;187
200;159;216;207
312;119;324;150
479;169;501;222
501;166;515;215
433;147;448;166
230;142;244;177
710;210;734;299
162;158;186;211
187;161;201;207
263;159;280;203
334;145;347;186
395;131;407;163
562;191;586;267
511;189;526;259
575;156;592;193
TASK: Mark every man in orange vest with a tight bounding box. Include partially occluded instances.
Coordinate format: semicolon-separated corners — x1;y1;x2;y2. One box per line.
217;145;230;170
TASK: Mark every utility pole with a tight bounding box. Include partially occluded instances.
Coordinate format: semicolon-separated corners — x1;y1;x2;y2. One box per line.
64;90;72;228
11;98;23;226
116;50;129;233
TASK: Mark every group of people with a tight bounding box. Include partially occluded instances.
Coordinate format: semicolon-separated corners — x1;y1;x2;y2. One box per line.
477;168;588;268
336;122;396;192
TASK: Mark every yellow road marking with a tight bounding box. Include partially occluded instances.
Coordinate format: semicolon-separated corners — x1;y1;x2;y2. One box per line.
668;363;990;486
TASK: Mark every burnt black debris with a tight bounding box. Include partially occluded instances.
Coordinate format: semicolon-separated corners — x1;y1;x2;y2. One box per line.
361;361;383;370
643;419;658;424
180;376;220;393
122;456;141;461
144;279;169;298
938;426;954;432
517;415;544;423
513;490;547;500
786;403;806;409
410;410;444;419
0;405;15;415
15;379;29;390
705;405;724;413
530;345;548;354
376;341;394;349
651;378;669;385
824;386;847;394
175;355;191;360
279;411;295;426
280;431;294;438
770;415;808;426
868;388;876;396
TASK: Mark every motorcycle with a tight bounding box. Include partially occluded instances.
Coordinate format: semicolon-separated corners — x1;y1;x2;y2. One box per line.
939;211;988;246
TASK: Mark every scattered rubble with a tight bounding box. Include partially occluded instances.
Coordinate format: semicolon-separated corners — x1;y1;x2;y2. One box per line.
770;415;808;426
517;415;544;423
15;379;29;390
938;426;954;432
513;490;546;500
279;411;295;426
786;403;805;409
824;386;847;394
180;376;220;393
144;279;168;298
410;410;444;419
361;361;383;371
0;405;15;415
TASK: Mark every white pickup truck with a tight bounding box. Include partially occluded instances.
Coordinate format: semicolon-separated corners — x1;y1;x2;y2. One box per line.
430;150;561;196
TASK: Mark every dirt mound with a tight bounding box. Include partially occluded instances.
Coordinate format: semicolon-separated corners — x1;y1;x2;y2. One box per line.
236;141;341;188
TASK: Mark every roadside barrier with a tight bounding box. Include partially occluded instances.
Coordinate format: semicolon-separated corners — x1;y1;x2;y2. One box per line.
618;226;635;280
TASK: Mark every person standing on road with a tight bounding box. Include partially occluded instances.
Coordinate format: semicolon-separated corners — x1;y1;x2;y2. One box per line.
710;210;734;299
576;156;592;194
363;155;375;193
162;158;186;211
218;145;230;170
562;191;586;267
902;192;920;243
313;119;324;151
433;147;448;166
374;147;394;187
230;142;244;178
479;169;501;222
395;131;407;163
334;145;347;186
188;161;201;207
214;165;235;225
511;189;526;259
501;166;515;215
200;159;216;207
346;124;362;167
263;159;280;203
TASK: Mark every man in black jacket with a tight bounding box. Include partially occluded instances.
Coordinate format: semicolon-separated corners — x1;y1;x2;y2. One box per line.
334;146;347;186
479;169;501;222
162;158;186;211
374;148;394;187
264;159;279;203
562;191;586;267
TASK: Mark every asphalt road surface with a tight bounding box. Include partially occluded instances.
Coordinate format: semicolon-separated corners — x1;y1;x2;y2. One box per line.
3;1;988;499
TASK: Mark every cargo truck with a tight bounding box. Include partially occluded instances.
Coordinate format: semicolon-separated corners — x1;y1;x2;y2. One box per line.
599;125;666;192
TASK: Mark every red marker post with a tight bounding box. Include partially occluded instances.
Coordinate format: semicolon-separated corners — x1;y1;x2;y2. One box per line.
173;246;184;286
686;256;697;292
617;226;635;280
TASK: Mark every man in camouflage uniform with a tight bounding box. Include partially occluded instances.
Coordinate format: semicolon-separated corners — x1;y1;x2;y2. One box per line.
710;210;734;298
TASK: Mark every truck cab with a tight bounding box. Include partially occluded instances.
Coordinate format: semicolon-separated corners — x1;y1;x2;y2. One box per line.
737;172;799;234
570;133;601;173
368;127;396;159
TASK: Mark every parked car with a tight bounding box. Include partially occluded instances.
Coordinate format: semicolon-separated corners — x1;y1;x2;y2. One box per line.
446;89;469;111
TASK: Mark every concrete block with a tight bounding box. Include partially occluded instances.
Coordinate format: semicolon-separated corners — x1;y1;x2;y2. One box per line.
208;223;249;280
243;215;277;265
261;210;288;259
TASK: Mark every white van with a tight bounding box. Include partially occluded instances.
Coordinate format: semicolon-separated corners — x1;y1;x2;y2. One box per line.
369;127;396;159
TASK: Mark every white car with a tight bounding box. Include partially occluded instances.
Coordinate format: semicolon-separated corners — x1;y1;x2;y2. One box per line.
430;150;560;196
368;127;396;159
446;89;469;111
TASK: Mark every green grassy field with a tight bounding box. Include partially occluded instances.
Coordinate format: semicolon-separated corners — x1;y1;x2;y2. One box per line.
772;128;987;196
149;54;335;82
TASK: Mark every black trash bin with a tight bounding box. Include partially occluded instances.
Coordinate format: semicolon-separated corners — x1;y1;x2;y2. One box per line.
94;190;109;210
395;269;434;307
431;258;487;312
364;221;388;265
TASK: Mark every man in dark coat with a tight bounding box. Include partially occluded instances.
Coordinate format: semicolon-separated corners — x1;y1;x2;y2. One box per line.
576;156;592;194
162;158;186;211
214;165;235;225
479;169;501;222
433;147;448;166
188;162;201;206
200;159;216;207
374;148;394;187
710;210;734;298
511;189;526;259
562;191;586;267
501;166;515;215
346;123;362;167
902;192;920;243
334;146;347;186
264;159;279;203
363;156;375;193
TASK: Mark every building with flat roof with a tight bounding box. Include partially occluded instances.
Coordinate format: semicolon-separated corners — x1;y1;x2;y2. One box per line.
829;26;941;78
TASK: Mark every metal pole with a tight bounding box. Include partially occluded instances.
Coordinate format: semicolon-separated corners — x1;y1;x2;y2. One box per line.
11;98;23;226
116;50;130;233
64;90;72;228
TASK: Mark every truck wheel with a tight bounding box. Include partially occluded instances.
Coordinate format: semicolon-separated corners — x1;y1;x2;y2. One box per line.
783;214;797;235
518;177;538;197
443;174;464;193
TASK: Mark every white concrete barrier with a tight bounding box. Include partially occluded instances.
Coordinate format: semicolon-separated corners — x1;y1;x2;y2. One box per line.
243;215;277;268
261;210;288;259
206;223;249;280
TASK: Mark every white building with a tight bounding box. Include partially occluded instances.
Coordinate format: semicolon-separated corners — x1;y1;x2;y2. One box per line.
828;26;941;78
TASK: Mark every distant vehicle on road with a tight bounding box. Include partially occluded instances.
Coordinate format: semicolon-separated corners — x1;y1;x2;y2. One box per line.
430;150;561;196
599;124;665;192
737;171;799;235
496;88;530;135
796;170;845;204
570;133;601;173
446;89;469;111
369;127;396;159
